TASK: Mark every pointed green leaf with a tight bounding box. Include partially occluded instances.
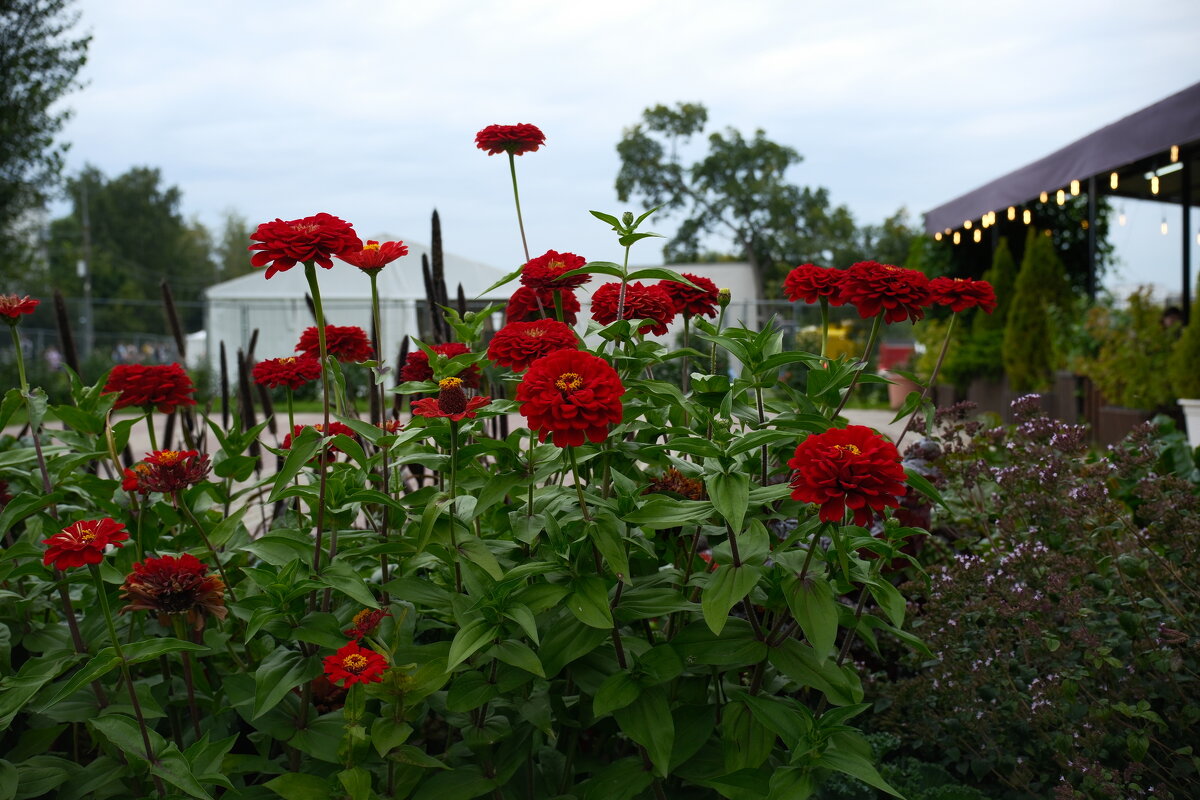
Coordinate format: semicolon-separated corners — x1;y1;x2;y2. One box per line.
447;618;498;671
567;575;613;629
613;686;673;777
701;564;761;636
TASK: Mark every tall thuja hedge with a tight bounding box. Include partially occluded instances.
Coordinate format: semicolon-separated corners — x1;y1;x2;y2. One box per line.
1002;229;1071;391
940;236;1018;386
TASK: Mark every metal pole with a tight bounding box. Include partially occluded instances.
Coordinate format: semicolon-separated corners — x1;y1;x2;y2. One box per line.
1086;175;1097;302
1183;149;1192;324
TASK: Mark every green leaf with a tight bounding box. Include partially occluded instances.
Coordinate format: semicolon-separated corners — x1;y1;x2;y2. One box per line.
318;559;379;608
593;672;641;717
539;616;609;677
457;537;503;581
567;575;613;629
265;773;333;800
786;575;839;661
0;491;63;538
701;564;761;636
637;644;683;685
0;759;14;800
613;686;673;777
476;265;524;298
768;638;860;706
390;745;450;770
623;496;714;529
447;618;499;671
122;637;210;665
706;470;750;533
491;640;544;678
819;735;903;797
371;718;413;758
37;651;121;712
338;767;372;800
410;765;494;800
268;427;321;502
579;757;653;800
588;518;629;581
253;649;319;719
589;209;624;229
867;577;905;628
152;748;214;800
905;467;946;508
0;388;22;430
627;267;699;288
727;428;801;457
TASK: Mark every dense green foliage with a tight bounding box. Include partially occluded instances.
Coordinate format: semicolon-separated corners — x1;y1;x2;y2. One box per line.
1001;230;1069;391
1169;298;1200;399
1076;289;1176;409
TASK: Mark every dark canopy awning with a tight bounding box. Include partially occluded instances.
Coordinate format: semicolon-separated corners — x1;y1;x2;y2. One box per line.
924;82;1200;235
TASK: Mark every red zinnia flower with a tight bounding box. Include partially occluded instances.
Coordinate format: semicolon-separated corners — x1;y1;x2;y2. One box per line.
253;355;322;390
506;286;580;325
787;425;907;528
516;350;625;447
344;608;391;640
337;240;409;273
296;325;374;363
0;294;39;321
590;281;676;336
784;264;844;304
520;250;589;291
475;123;546;156
42;518;129;570
928;276;998;314
323;641;389;687
835;261;931;324
249;213;362;279
399;342;481;388
411;377;491;422
658;273;720;319
119;553;228;630
104;363;197;413
122;463;151;493
139;449;212;493
281;422;357;461
487;319;578;372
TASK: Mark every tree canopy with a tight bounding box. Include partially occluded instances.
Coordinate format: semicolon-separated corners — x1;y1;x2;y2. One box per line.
0;0;90;286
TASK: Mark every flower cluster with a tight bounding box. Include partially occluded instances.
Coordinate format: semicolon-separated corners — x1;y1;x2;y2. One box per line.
103;363;197;413
120;553;227;630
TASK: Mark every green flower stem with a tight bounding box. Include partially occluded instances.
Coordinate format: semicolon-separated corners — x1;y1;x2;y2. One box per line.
507;152;531;263
173;493;238;604
614;243;633;330
895;311;958;448
526;430;536;518
285;388;296;437
818;297;830;360
9;325;28;394
552;289;564;325
144;409;158;451
304;263;334;605
681;316;692;398
89;565;166;797
170;617;202;740
565;447;591;524
755;384;768;483
766;524;826;648
448;421;462;594
831;312;884;419
369;272;392;598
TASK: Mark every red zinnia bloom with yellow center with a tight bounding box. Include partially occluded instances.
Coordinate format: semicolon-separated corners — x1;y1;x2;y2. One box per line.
474;123;546;156
927;276;997;314
487;319;579;372
253;355;322;389
249;213;362;278
344;608;391;640
787;425;907;527
657;273;720;319
590;281;676;336
399;342;481;388
0;294;39;321
505;286;580;325
119;553;228;630
411;377;491;422
835;261;931;324
516;350;625;447
296;325;374;363
784;264;844;304
323;641;389;687
139;449;212;493
338;239;410;273
520;250;589;291
103;363;197;413
42;518;129;570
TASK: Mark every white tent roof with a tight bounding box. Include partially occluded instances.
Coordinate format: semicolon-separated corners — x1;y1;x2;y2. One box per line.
205;237;514;302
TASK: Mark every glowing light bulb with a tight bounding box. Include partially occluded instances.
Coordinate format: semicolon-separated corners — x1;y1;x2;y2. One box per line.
1056;189;1066;205
973;229;982;243
953;231;961;245
1171;145;1179;162
1040;191;1049;203
1070;179;1080;196
934;232;942;241
1023;210;1032;224
1151;175;1160;195
944;228;951;236
1007;206;1016;221
1081;220;1089;230
1161;219;1168;235
1118;213;1126;226
1110;172;1119;190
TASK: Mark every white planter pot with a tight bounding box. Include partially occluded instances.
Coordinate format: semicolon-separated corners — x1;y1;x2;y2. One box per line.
1179;398;1200;448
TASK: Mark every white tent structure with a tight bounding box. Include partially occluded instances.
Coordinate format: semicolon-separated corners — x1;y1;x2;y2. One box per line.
203;239;514;366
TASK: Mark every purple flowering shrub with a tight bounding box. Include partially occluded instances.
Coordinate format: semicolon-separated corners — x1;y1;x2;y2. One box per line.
864;398;1200;800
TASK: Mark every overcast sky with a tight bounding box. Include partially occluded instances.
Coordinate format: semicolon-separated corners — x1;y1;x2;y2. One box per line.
53;0;1200;298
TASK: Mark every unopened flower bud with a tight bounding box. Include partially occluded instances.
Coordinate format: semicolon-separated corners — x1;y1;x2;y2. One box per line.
621;211;635;227
464;311;476;322
718;288;732;308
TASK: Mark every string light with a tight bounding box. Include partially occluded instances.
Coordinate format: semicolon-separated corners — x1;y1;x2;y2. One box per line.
1023;210;1032;224
952;231;961;245
944;227;951;236
1056;189;1066;205
964;219;972;229
1151;175;1160;195
1070;179;1080;196
1007;206;1016;221
1039;191;1049;203
1118;212;1126;226
1110;172;1119;190
1161;218;1168;235
934;232;943;241
973;229;982;243
1081;220;1089;230
1171;145;1180;162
